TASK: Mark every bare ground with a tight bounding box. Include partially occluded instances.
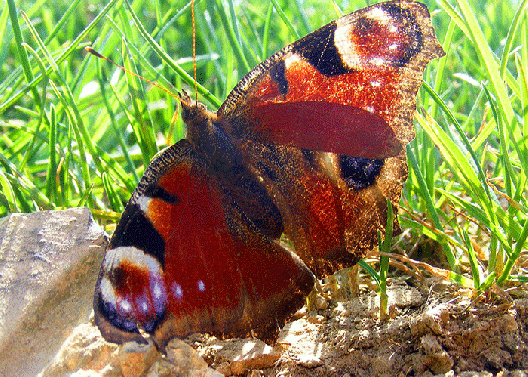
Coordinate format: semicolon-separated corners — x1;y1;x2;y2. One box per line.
40;276;528;376
191;277;528;376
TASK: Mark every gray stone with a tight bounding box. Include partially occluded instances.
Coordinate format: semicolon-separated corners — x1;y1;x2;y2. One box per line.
0;208;107;377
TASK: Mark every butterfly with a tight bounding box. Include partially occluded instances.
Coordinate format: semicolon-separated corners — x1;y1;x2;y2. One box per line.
94;0;445;348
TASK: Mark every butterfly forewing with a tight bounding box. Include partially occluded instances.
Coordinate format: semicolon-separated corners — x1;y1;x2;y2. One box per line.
95;140;314;347
216;0;444;276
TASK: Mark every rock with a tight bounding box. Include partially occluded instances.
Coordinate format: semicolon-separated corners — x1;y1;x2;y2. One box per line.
160;338;214;375
306;314;326;324
229;341;280;375
196;338;280;375
386;282;425;308
165;338;208;368
70;371;104;377
411;303;451;336
40;320;220;377
0;208;107;377
276;317;322;347
482;346;512;370
421;334;443;354
117;341;159;377
457;372;494;377
297;353;322;368
421;351;454;375
314;293;329;310
38;321;119;377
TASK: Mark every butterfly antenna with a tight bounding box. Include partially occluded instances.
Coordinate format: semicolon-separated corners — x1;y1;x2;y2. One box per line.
85;46;184;105
192;0;198;103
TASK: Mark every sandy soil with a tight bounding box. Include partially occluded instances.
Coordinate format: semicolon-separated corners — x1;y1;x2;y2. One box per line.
190;276;528;376
39;275;528;377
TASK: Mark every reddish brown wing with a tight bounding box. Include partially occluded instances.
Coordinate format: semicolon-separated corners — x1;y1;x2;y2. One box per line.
216;0;445;276
94;141;314;347
219;1;444;158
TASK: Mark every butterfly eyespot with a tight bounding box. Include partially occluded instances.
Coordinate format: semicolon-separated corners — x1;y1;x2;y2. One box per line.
171;282;184;300
370;57;385;66
355;16;376;34
340;156;384;191
140;300;149;314
118;298;133;314
108;265;125;289
152;281;165;300
270;61;288;96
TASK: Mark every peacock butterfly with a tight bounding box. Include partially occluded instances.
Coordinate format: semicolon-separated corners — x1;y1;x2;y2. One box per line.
94;0;445;348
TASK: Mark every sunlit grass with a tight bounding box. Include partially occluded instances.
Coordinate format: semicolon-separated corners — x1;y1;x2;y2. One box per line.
1;0;526;290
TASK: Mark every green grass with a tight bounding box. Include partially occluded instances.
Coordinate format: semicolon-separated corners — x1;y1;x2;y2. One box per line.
1;0;526;290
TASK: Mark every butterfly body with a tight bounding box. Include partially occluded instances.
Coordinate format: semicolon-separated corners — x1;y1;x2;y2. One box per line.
94;0;445;348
